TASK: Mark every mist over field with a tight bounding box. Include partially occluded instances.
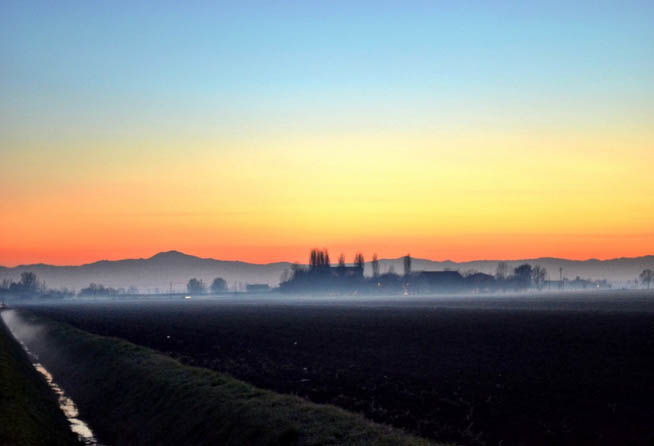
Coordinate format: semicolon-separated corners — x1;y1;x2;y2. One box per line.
1;309;44;349
1;250;653;292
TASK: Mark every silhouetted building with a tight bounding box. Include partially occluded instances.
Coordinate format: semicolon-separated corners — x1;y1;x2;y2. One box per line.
374;272;403;293
544;280;564;290
565;277;611;290
413;271;465;293
336;266;364;278
465;272;496;292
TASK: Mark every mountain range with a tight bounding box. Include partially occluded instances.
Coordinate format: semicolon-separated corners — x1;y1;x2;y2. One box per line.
1;250;652;292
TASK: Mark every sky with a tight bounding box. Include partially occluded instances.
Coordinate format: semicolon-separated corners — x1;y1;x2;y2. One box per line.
1;1;653;266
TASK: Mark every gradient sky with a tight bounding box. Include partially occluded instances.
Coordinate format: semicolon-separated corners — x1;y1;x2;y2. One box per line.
1;1;653;266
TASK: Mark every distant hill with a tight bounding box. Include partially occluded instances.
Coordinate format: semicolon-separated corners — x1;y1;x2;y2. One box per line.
1;250;652;292
371;256;654;286
0;251;292;292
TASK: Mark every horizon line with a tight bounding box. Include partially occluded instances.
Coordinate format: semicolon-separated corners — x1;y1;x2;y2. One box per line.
1;249;654;270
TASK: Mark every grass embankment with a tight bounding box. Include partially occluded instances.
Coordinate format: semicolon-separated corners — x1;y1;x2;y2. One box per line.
0;312;80;446
15;310;435;446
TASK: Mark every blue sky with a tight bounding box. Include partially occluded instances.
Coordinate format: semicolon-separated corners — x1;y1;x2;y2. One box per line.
2;0;652;139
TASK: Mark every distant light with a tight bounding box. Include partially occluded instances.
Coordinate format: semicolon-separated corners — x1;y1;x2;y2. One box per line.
185;295;192;299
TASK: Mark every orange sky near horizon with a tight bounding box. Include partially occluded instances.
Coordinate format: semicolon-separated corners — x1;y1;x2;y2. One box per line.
1;233;653;267
2;127;653;267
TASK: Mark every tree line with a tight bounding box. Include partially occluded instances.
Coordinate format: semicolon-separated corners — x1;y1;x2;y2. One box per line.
186;277;227;294
0;271;233;300
278;249;652;295
280;251;552;294
1;264;651;300
0;272;73;300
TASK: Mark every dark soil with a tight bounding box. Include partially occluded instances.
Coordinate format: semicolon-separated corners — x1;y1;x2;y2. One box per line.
27;293;654;446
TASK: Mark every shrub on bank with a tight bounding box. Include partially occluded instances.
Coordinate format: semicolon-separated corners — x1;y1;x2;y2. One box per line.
0;315;81;446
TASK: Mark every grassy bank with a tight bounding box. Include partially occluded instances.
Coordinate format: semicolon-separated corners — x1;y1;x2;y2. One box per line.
12;310;435;446
0;311;80;446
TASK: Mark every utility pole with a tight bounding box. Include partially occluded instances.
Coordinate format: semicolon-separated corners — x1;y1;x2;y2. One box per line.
559;267;564;289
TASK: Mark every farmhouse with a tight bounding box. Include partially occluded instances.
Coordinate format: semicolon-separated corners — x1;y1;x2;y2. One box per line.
412;271;466;293
465;272;496;292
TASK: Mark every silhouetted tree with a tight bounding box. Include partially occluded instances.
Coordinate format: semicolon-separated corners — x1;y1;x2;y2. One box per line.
513;264;533;289
354;253;365;277
403;254;412;277
640;269;653;290
371;254;380;278
6;272;44;298
337;254;346;276
0;279;10;301
210;277;227;294
20;272;39;293
531;265;547;290
78;283;119;297
309;248;331;273
187;278;206;294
